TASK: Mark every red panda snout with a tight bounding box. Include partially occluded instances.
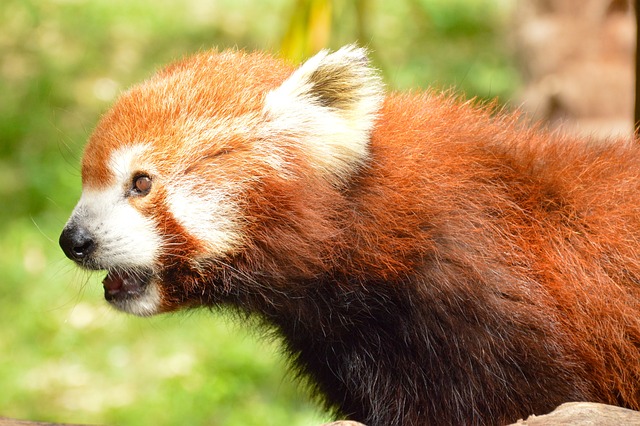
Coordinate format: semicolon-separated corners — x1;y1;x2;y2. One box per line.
60;143;165;316
59;219;160;316
59;221;96;265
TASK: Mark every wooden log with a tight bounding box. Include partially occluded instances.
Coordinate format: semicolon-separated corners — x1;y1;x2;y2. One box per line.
509;402;640;425
3;402;638;426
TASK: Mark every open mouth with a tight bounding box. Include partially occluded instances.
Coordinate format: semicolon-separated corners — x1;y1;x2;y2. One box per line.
103;269;153;302
101;268;162;317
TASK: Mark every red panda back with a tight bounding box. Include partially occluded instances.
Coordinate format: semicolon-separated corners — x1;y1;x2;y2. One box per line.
365;90;640;409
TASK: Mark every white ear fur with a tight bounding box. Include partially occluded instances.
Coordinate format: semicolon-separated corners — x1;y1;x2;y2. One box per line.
263;45;384;185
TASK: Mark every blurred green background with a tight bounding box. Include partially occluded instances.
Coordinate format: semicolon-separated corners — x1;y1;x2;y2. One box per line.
0;0;518;424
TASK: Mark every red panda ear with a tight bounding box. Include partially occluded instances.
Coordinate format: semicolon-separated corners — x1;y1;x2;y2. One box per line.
263;45;384;185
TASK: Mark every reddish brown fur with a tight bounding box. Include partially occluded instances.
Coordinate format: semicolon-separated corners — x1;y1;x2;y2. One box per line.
77;50;640;425
82;51;292;188
228;89;640;423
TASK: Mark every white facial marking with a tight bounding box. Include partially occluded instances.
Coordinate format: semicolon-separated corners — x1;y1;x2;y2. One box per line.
109;143;150;184
73;187;161;269
165;177;242;255
65;144;164;315
69;144;161;270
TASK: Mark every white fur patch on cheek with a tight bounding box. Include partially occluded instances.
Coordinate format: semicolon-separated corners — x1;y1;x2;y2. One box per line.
165;180;242;255
72;187;162;270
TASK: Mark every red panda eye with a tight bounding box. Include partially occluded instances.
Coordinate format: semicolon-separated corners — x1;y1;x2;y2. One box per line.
133;175;152;195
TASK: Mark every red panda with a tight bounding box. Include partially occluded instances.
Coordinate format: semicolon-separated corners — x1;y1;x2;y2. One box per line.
59;45;640;425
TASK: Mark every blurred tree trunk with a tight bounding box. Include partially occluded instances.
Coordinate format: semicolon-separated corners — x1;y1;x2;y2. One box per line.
279;0;372;62
280;0;332;62
354;0;370;45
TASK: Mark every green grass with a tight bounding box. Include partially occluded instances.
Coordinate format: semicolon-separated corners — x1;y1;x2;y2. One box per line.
0;0;517;424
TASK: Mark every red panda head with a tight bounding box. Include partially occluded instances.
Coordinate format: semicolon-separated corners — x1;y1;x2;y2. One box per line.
59;45;383;316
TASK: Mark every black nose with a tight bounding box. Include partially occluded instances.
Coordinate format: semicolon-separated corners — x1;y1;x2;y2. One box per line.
59;224;96;262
